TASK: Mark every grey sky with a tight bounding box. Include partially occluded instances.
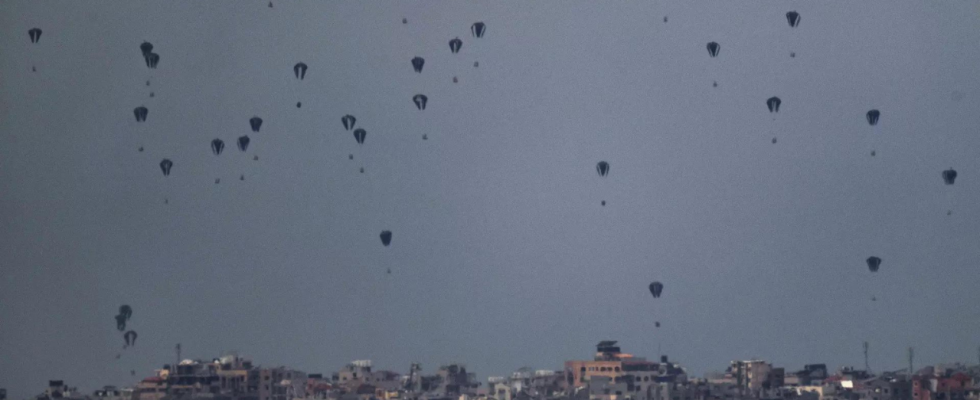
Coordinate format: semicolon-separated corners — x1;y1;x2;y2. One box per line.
3;1;980;399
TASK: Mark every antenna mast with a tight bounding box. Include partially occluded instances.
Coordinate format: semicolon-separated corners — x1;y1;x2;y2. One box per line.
863;341;870;373
907;347;914;377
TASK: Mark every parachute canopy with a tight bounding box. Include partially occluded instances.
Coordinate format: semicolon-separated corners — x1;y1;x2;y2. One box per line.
706;42;720;58
380;230;392;247
211;139;225;156
115;314;127;332
124;330;138;348
649;282;663;298
134;106;148;122
160;159;173;176
145;53;160;69
413;94;428;110
238;136;250;152
471;22;486;38
767;96;781;113
294;62;307;80
249;116;263;132
786;11;801;28
140;41;153;55
411;57;424;73
29;28;42;44
943;169;957;185
596;161;610;177
353;128;366;145
119;305;132;320
449;38;462;54
866;256;881;273
866;110;880;126
342;114;356;131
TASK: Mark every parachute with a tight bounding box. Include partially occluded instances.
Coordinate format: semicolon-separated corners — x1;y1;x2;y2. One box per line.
706;42;720;58
866;110;880;126
655;321;660;328
211;139;225;156
160;159;173;176
767;97;781;113
866;256;881;273
943;169;957;185
449;37;462;54
249;116;263;133
353;128;366;145
596;161;610;177
411;57;425;73
119;305;132;321
115;314;127;332
146;53;160;69
29;28;42;44
380;231;392;247
123;331;138;348
471;22;486;38
786;11;801;28
649;282;663;298
139;42;153;56
294;62;307;80
237;136;250;152
342;115;356;131
134;106;148;122
413;94;428;110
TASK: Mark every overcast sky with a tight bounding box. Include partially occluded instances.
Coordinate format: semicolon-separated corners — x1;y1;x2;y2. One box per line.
3;1;980;399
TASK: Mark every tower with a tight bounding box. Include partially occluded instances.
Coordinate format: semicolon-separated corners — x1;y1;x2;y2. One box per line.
907;347;914;377
863;342;870;373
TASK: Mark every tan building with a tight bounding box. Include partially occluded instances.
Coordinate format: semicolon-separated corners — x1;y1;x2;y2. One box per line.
565;341;686;390
135;377;167;400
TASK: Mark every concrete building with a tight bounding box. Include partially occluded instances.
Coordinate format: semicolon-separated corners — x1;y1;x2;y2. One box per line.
565;341;687;390
92;386;134;400
38;381;86;400
135;377;167;400
336;361;374;389
855;377;912;400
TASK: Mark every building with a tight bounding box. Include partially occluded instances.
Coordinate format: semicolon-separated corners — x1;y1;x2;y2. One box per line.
565;341;687;390
135;377;167;400
855;377;912;400
37;381;86;400
336;361;374;389
787;366;829;387
92;386;133;400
